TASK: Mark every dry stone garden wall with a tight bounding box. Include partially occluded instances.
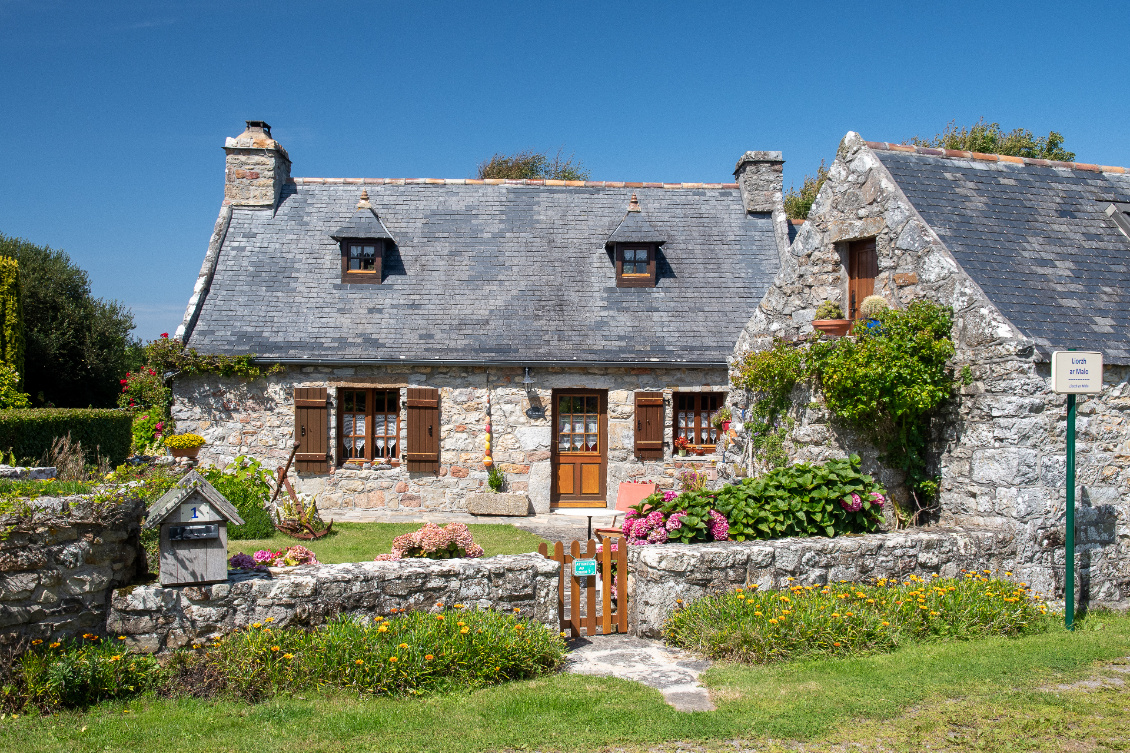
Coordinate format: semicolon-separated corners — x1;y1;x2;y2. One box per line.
108;553;559;653
171;364;732;516
0;496;146;645
629;527;1028;637
728;131;1130;609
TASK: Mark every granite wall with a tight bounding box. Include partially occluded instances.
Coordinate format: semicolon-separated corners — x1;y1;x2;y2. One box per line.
108;553;559;652
629;527;1030;637
0;496;146;645
170;364;733;515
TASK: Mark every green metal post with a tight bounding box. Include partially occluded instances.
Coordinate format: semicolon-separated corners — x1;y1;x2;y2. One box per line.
1065;392;1076;631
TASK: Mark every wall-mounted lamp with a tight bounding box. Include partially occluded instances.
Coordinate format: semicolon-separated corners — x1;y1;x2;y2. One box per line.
522;367;535;392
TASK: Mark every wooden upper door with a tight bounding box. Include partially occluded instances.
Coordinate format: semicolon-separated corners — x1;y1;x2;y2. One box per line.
552;391;607;508
848;238;878;319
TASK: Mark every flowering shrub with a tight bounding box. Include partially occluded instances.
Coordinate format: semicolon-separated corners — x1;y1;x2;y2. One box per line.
174;607;565;700
3;634;162;712
665;571;1051;664
677;468;708;492
163;433;205;449
229;545;320;569
130;413;165;453
374;522;484;561
202;456;277;539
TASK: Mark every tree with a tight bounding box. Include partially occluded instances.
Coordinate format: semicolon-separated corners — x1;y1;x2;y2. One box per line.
0;256;23;380
784;160;829;220
477;149;590;181
0;233;137;408
908;119;1075;161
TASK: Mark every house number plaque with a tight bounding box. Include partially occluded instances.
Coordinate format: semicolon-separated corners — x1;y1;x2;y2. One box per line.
525;406;546;419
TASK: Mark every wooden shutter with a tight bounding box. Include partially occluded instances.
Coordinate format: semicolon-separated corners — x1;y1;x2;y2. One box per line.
634;392;664;459
294;387;328;473
406;387;440;474
848;238;878;319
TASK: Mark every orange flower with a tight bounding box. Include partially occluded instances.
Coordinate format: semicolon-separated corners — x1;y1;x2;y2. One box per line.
435;615;445;621
389;656;398;663
398;643;409;649
355;659;364;665
425;654;434;661
270;646;280;652
460;627;469;634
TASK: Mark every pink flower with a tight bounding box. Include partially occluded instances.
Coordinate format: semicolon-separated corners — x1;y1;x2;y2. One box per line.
647;527;669;544
662;490;679;503
871;492;886;507
708;510;729;541
840;493;863;513
665;511;687;531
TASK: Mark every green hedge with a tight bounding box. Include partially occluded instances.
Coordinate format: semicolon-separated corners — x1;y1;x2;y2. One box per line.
0;408;132;466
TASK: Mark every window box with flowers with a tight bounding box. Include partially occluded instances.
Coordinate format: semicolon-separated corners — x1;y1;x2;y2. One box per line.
164;433;206;458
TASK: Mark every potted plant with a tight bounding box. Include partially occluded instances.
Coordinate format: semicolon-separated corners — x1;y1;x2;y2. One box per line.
164;433;205;459
674;436;689;457
711;406;732;432
812;300;852;337
487;466;505;492
859;294;889;320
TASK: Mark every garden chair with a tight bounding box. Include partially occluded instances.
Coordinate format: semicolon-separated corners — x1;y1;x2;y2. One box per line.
594;481;658;540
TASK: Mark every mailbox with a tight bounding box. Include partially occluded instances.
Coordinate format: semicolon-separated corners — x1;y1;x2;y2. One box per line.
145;470;245;586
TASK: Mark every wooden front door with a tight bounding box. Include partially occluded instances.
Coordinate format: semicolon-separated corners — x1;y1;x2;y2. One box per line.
552;391;607;508
848;238;878;319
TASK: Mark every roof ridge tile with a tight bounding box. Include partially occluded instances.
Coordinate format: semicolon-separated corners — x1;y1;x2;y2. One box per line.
289;177;739;188
863;140;1129;175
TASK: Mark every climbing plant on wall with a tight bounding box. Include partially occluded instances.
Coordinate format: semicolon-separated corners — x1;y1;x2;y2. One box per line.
733;301;965;515
0;257;24;381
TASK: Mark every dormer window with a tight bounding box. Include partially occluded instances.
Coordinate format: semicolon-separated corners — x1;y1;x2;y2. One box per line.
331;190;396;285
607;193;664;289
616;244;657;287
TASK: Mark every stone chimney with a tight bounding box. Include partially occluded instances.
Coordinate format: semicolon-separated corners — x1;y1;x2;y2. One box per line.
223;120;291;208
733;151;784;213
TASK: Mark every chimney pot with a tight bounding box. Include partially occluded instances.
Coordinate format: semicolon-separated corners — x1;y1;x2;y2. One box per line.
245;120;272;137
223;120;291;208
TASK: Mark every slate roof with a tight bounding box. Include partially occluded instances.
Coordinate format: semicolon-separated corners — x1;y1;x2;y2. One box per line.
185;181;778;365
606;201;665;245
870;144;1130;364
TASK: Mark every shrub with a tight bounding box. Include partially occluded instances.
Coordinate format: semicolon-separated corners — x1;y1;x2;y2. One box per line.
487;465;504;492
163;433;205;449
477;149;589;181
175;609;566;700
0;408;131;466
2;634;163;712
908;119;1075;161
129;412;166;452
629;456;886;545
374;522;484;561
0;363;29;409
0;478;93;499
665;572;1051;664
0;256;24;380
201;456;276;540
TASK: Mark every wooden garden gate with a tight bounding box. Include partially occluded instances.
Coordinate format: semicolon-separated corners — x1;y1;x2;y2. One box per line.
538;537;627;637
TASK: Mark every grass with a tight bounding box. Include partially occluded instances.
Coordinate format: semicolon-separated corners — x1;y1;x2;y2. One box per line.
3;611;1129;752
226;522;549;564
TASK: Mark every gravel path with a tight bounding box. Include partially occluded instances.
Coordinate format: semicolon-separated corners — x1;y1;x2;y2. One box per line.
565;635;715;712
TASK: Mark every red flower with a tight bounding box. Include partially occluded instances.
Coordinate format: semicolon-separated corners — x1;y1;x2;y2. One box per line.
161;333;168;338
119;379;128;385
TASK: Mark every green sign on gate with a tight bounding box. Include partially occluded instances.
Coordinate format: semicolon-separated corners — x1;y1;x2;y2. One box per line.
573;559;597;577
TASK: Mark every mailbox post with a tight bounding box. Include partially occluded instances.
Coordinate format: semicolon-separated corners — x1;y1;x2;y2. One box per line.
145;470;245;586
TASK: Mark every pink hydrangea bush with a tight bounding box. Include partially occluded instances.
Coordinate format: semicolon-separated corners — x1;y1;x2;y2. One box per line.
622;503;729;546
374;522;485;562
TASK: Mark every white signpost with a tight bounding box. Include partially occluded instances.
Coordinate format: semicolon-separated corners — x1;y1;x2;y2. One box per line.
1051;350;1103;630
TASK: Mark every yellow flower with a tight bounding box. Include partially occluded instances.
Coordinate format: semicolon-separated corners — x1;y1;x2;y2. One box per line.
356;659;364;665
435;615;445;621
513;607;521;613
515;625;525;631
378;625;388;633
399;643;409;649
457;621;466;627
50;642;60;649
31;640;42;646
845;612;853;617
833;642;841;647
110;655;122;662
283;653;294;659
454;604;464;609
388;656;398;663
754;611;763;617
560;631;567;637
786;577;794;581
881;621;890;626
832;613;840;618
930;611;939;616
265;617;274;623
769;618;778;624
270;646;280;652
460;627;469;634
436;602;444;608
866;599;875;604
118;636;126;641
779;596;790;602
252;623;262;628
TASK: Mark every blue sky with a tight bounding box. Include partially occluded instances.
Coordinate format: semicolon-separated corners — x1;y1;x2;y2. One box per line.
2;0;1128;341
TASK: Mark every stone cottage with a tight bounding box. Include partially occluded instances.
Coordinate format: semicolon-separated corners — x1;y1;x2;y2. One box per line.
735;131;1130;606
173;121;786;515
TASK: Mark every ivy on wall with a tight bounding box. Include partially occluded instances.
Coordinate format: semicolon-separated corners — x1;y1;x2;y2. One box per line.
0;257;24;380
733;301;967;516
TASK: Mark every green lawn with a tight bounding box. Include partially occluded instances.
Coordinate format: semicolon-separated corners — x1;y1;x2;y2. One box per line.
6;612;1130;752
226;522;549;563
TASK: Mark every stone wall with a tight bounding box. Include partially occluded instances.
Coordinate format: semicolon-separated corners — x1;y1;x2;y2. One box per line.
171;364;733;516
0;496;146;645
729;130;1130;609
629;527;1030;637
108;553;559;652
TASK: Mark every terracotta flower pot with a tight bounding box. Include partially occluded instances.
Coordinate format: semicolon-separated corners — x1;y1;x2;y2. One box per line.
169;446;201;459
721;420;731;431
812;319;853;337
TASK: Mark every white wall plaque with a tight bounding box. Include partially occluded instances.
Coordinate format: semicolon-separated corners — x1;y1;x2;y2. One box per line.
1051;351;1103;394
178;500;223;523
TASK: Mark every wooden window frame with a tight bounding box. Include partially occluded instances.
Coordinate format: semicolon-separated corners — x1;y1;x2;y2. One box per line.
615;243;657;287
337;387;401;466
673;392;724;449
340;239;384;284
